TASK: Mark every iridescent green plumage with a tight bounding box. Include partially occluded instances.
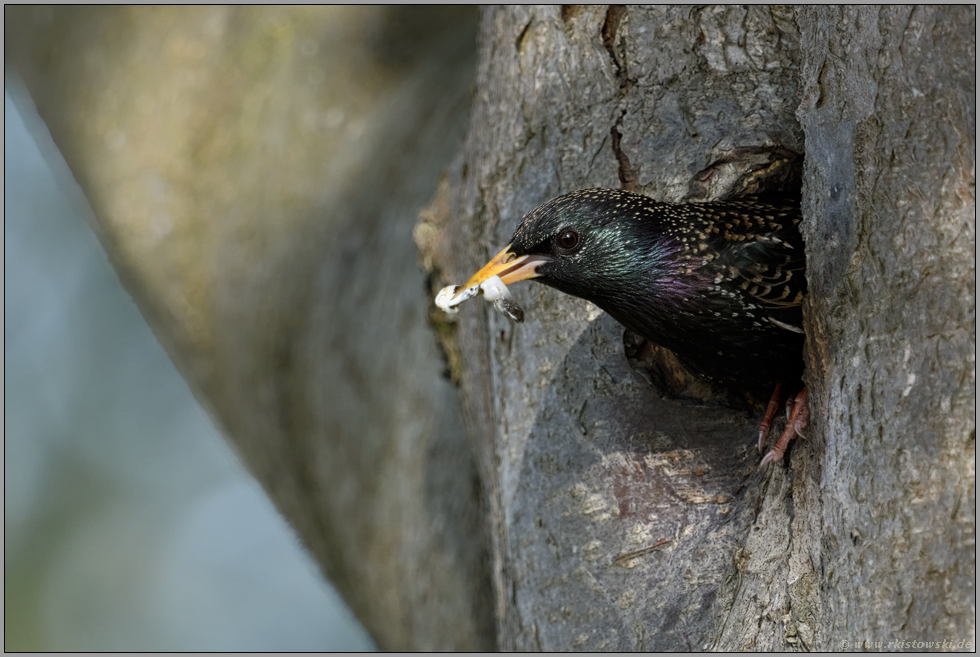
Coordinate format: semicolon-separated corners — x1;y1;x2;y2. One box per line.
508;189;806;386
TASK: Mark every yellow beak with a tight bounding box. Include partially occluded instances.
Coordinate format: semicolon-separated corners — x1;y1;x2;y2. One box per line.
453;244;551;299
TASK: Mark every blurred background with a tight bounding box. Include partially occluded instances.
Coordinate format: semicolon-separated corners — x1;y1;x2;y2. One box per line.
5;90;375;651
5;5;484;650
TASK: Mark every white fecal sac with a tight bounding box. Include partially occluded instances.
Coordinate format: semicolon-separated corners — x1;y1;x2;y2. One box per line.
435;285;476;314
435;275;522;322
479;275;511;302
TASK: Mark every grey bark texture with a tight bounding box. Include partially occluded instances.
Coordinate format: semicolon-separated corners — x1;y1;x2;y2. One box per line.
6;4;975;652
425;5;975;651
796;6;975;645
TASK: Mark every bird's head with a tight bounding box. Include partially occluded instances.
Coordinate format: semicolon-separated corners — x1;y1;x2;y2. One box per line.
456;189;683;308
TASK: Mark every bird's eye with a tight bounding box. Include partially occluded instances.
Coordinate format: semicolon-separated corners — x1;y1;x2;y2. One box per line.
557;229;580;251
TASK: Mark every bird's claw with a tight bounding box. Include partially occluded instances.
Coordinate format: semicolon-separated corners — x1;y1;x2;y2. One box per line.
757;382;785;453
758;387;808;470
759;448;782;468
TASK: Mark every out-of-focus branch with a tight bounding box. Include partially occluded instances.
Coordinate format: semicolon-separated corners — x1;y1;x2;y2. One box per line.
5;6;494;650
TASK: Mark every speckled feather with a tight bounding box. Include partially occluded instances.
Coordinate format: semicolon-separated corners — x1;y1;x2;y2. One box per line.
509;188;806;386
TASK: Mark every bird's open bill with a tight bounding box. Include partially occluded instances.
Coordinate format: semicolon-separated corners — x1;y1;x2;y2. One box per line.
453;244;551;300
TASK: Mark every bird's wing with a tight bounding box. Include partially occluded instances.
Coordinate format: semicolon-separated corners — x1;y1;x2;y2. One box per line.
706;200;807;310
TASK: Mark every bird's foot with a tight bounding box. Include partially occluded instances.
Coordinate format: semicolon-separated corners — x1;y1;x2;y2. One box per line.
760;387;808;468
757;382;786;453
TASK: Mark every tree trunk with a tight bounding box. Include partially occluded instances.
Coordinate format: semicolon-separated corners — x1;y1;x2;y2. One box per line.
796;6;975;646
424;5;975;650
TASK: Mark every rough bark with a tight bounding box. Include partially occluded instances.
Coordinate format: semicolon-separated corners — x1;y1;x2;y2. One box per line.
425;5;975;651
431;6;806;650
797;5;975;647
5;6;494;651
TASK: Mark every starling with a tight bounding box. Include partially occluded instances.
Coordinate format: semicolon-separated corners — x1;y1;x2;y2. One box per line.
455;188;809;465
